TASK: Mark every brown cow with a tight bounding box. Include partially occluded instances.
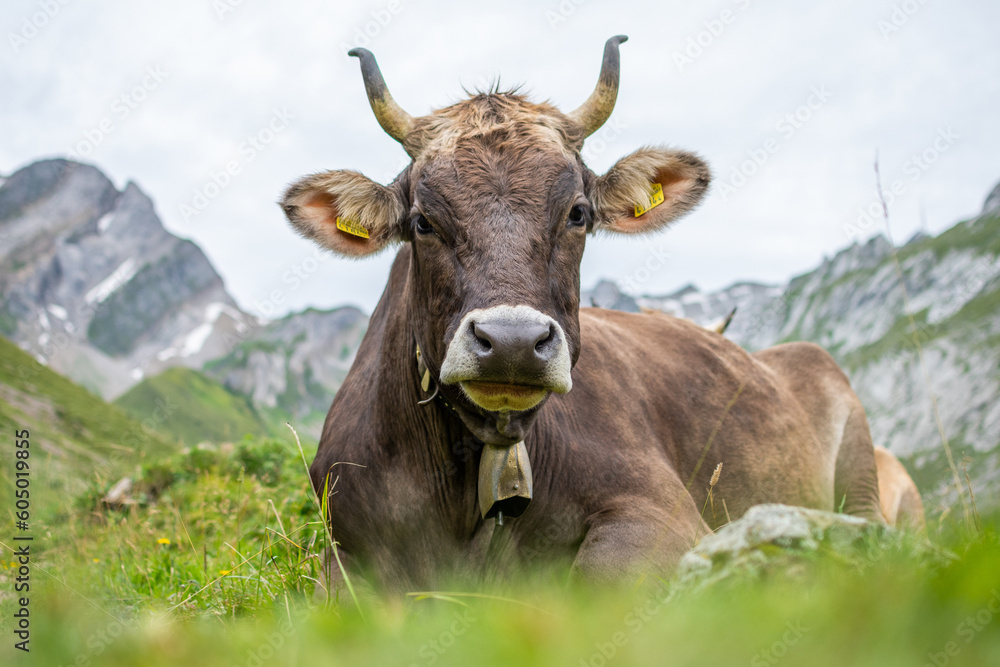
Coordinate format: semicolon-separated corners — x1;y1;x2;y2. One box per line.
874;446;926;530
281;36;886;593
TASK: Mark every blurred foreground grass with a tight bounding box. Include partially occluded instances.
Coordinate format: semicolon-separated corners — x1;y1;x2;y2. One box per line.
2;435;999;667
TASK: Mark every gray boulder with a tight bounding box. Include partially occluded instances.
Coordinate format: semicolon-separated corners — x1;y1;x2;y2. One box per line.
676;504;882;590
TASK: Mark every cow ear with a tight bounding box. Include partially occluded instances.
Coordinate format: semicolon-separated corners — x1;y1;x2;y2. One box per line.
281;170;406;257
591;148;710;235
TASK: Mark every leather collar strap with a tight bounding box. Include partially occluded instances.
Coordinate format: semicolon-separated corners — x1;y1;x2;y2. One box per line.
414;342;532;525
416;342;458;411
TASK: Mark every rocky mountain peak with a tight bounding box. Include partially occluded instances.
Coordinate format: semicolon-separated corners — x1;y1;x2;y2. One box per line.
1;157;374;438
0;158;240;398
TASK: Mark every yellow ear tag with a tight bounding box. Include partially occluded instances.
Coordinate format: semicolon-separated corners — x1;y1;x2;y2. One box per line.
634;183;664;217
336;216;370;239
416;345;431;392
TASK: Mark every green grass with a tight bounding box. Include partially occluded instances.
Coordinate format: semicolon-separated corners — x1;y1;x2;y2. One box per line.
2;433;999;667
0;336;168;455
114;367;269;446
0;335;175;512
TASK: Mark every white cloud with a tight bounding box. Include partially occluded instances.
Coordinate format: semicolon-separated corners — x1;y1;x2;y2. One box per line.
2;0;998;314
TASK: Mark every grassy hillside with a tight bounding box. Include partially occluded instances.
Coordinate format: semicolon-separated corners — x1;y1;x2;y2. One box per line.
114;366;269;445
0;335;175;507
1;436;997;667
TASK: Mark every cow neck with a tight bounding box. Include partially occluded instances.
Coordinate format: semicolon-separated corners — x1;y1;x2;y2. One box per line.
411;328;533;529
369;261;531;534
407;313;532;527
370;261;480;497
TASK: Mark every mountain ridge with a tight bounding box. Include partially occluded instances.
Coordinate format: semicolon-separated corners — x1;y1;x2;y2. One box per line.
0;158;366;436
2;155;997;508
601;188;1000;509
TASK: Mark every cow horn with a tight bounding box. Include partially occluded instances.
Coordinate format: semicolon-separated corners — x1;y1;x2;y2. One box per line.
568;35;628;138
348;47;416;153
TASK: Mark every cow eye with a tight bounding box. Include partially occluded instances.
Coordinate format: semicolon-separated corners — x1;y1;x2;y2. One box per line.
567;204;588;227
413;214;434;235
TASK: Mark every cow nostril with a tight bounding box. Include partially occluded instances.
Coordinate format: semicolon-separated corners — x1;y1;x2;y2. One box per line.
534;324;555;353
471;322;493;352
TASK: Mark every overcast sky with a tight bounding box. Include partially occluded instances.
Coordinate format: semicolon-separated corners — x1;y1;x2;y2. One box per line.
3;0;998;316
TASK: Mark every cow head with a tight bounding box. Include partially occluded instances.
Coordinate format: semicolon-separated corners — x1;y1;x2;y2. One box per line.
282;36;710;447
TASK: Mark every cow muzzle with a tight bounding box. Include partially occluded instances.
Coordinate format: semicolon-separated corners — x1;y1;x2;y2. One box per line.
439;305;572;413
